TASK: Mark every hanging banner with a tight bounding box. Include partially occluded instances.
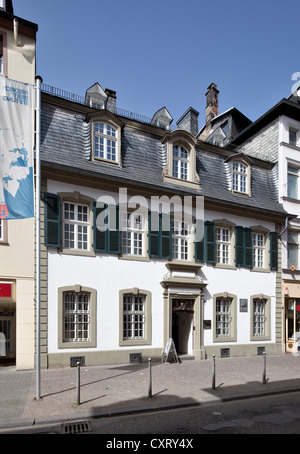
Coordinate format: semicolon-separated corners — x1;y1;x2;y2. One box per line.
0;76;34;219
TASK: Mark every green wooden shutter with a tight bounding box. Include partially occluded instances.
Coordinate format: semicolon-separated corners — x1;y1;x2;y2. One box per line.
205;221;215;264
194;219;205;262
148;211;160;257
270;231;278;270
235;226;244;266
161;213;171;259
108;204;120;254
93;201;108;252
148;212;171;258
44;193;61;248
244;227;253;268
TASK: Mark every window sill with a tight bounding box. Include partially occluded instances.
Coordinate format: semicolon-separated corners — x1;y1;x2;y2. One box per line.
93;156;120;167
58;341;96;349
119;340;151;347
163;175;200;190
282;196;300;204
214;263;236;270
231;190;251;197
59;248;96;257
119;254;150;262
250;267;270;273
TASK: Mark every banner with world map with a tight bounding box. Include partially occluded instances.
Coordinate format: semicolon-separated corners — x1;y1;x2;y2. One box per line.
0;76;34;219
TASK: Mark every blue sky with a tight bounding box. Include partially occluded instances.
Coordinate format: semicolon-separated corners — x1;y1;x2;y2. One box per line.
14;0;300;129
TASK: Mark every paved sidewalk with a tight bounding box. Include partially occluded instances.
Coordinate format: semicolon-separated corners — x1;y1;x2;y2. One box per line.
0;354;300;431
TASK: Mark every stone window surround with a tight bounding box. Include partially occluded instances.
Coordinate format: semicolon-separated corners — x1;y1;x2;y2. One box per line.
57;285;97;349
250;225;270;272
250;294;271;341
58;191;95;257
119;288;152;347
213;292;237;343
161;130;200;189
0;219;8;244
213;219;236;269
87;110;123;167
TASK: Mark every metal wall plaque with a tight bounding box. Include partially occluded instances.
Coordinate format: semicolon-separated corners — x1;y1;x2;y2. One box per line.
130;353;142;363
239;299;248;312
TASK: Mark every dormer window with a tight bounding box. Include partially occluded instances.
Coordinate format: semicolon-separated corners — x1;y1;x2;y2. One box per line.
226;153;252;196
172;145;189;180
232;162;248;193
94;122;117;162
87;110;123;166
162;130;200;189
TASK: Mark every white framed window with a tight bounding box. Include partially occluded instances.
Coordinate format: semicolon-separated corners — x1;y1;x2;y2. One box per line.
289;128;299;147
253;298;266;337
63;202;89;250
253;233;265;268
63;291;90;342
122;212;145;256
232;162;248;193
287;165;299;199
0;219;7;244
216;227;230;264
172;145;189;180
123;293;145;340
94;122;117;162
172;220;190;261
288;230;299;269
215;297;232;338
0;1;5;10
250;294;270;341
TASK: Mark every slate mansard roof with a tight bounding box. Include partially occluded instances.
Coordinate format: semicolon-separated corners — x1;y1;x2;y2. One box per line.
40;93;286;219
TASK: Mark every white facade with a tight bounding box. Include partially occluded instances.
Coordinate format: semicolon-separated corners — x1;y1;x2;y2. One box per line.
45;179;281;367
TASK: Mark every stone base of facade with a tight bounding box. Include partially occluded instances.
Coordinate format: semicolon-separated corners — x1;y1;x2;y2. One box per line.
44;343;284;369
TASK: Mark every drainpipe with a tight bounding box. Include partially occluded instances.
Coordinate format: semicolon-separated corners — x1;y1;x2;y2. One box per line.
13;18;20;46
279;216;289;237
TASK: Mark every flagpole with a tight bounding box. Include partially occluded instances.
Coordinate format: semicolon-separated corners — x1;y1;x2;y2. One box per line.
35;75;42;401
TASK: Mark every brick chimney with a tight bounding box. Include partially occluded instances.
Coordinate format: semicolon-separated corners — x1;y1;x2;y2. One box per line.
105;88;117;114
205;83;219;127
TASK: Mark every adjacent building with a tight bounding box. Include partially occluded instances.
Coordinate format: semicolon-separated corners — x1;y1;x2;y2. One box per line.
0;0;38;369
229;88;300;354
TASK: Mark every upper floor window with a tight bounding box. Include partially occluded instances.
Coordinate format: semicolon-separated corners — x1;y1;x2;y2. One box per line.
94;122;117;162
289;128;299;147
122;211;145;256
172;220;191;261
288;230;299;269
288;165;299;199
216;227;230;265
253;233;265;268
63;202;89;251
162;130;200;189
232;162;248;193
0;1;5;10
0;32;7;76
0;219;7;244
172;145;189;180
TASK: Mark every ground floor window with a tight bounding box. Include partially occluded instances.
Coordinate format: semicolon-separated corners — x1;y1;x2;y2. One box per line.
215;297;232;338
58;285;96;349
119;288;152;346
286;298;300;342
63;291;90;342
123;294;145;340
213;293;237;343
250;294;271;341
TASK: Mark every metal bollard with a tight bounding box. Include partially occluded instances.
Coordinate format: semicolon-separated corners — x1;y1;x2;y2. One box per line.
262;352;267;384
212;354;216;390
148;358;152;398
76;361;81;405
